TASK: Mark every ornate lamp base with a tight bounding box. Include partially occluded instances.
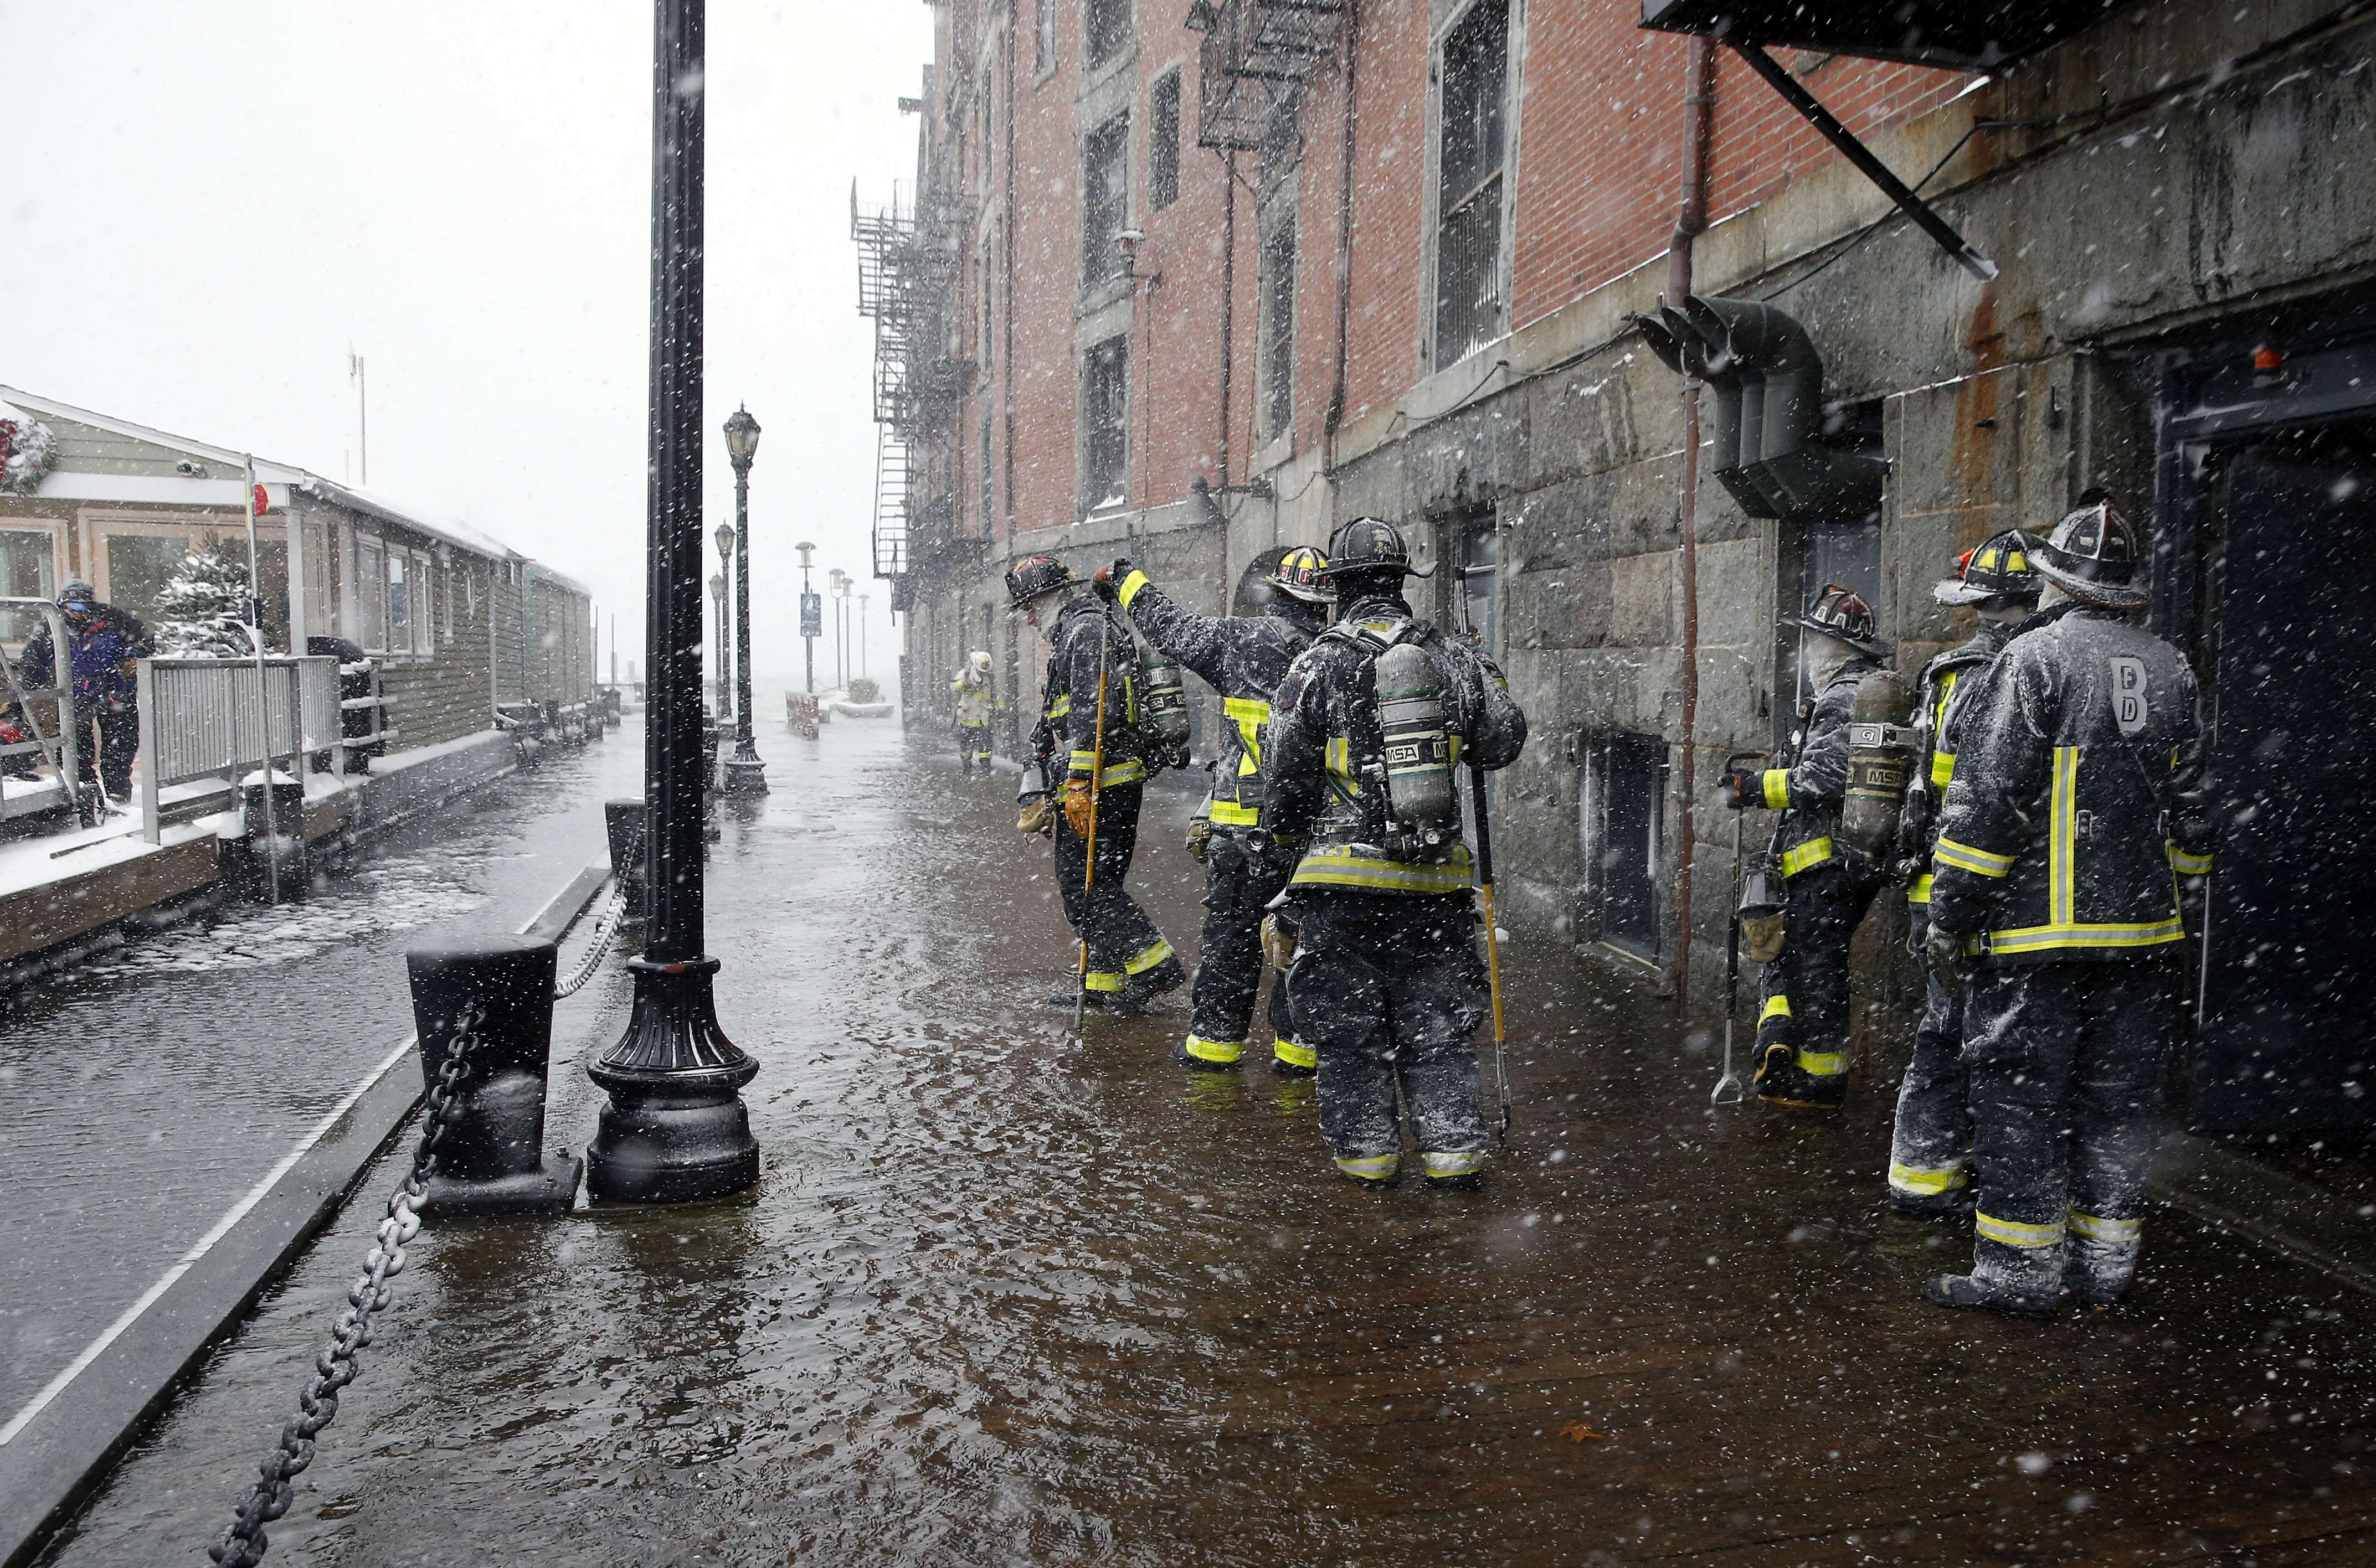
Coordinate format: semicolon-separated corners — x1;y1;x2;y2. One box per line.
586;956;759;1203
722;754;769;795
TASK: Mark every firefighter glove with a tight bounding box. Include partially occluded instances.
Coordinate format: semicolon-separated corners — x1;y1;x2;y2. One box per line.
1185;814;1213;863
1922;924;1969;993
1261;914;1298;972
1017;795;1055;837
1063;778;1096;838
1719;766;1761;809
1092;558;1135;603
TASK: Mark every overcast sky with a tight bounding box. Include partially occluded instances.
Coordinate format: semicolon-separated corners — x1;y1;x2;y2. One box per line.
2;1;933;688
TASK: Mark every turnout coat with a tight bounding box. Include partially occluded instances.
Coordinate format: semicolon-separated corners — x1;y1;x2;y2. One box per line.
1114;568;1311;828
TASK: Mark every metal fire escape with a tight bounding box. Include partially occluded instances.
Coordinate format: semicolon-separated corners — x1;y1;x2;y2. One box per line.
852;180;973;591
1187;0;1347;151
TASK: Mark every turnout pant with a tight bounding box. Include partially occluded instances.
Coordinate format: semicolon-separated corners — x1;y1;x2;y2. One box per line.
1285;891;1489;1183
1962;961;2180;1302
956;720;991;772
1052;783;1180;998
1755;857;1885;1107
78;708;140;802
1182;828;1300;1069
1889;906;1974;1211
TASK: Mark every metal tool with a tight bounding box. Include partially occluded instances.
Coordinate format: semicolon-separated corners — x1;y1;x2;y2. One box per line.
1077;610;1111;1036
1469;758;1511;1141
1712;747;1767;1106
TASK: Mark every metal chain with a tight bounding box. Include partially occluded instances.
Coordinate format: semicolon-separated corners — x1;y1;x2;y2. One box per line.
552;880;630;999
208;999;484;1568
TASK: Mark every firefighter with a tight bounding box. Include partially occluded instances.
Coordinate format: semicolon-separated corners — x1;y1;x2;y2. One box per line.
952;650;996;775
1920;498;2214;1316
1259;518;1528;1188
1887;531;2041;1218
1094;548;1330;1074
1007;554;1185;1013
1717;585;1892;1110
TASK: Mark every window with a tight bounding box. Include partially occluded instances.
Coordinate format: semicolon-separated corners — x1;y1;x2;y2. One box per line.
980;404;996;535
1259;215;1297;441
0;528;54;645
1082;112;1130;289
1083;334;1129;512
385;550;410;652
1579;731;1668;962
442;556;455;642
1459;515;1499;650
1434;0;1510;372
1086;0;1131;69
1150;70;1180;210
354;535;387;651
1036;0;1056;73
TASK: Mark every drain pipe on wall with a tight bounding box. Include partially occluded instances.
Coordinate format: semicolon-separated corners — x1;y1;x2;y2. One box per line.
1668;37;1714;1009
1215;148;1238;615
1323;0;1361;482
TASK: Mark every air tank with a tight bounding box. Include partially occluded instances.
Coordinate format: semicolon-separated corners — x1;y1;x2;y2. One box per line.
1140;657;1191;750
1375;641;1458;843
1840;667;1915;858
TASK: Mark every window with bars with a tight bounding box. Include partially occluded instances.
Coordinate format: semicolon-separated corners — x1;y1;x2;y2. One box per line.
1082;112;1130;290
1151;70;1180;210
1578;731;1669;962
1459;515;1499;650
1036;0;1057;73
1086;0;1132;69
1433;0;1510;373
1259;215;1297;442
1082;335;1129;513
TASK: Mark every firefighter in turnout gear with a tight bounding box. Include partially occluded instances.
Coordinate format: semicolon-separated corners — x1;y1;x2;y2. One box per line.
1888;532;2042;1218
1259;518;1529;1188
1718;585;1892;1110
1096;548;1330;1073
1921;498;2214;1317
1008;554;1186;1013
953;651;997;775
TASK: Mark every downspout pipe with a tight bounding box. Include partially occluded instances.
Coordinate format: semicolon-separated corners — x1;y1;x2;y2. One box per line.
1668;37;1713;1009
1323;0;1360;477
1215;148;1238;620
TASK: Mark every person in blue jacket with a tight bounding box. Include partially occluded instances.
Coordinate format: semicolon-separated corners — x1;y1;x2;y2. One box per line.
13;579;155;802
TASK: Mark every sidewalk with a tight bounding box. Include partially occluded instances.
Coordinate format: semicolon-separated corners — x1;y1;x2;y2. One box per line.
40;718;2376;1566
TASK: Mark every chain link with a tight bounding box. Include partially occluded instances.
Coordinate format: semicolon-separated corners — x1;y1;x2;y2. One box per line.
208;999;484;1568
552;880;629;999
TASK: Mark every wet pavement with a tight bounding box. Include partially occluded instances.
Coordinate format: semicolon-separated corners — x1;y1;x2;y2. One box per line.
37;706;2376;1565
0;730;639;1419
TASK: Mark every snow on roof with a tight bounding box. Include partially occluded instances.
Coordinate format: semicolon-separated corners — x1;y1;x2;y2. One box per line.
0;384;592;597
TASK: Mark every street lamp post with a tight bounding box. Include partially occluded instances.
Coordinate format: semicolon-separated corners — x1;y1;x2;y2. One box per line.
586;0;758;1205
712;520;736;720
829;569;848;689
796;541;817;695
721;404;766;794
857;592;869;677
708;571;727;733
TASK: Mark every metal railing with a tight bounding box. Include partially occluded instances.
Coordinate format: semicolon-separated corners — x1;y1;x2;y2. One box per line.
0;598;90;827
135;656;343;844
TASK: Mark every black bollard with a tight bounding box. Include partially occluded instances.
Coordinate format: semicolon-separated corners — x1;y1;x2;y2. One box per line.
605;798;647;923
405;936;580;1218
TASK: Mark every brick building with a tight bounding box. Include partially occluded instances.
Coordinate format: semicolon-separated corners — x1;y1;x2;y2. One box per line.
861;0;2376;1131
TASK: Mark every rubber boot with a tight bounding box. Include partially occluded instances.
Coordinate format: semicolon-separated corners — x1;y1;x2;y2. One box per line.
1922;1273;2065;1319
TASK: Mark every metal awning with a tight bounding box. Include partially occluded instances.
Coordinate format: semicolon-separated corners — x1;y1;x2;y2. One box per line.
1638;0;2133;71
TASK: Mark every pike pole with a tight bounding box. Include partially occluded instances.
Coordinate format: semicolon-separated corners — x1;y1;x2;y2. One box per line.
1469;758;1510;1140
1077;611;1110;1036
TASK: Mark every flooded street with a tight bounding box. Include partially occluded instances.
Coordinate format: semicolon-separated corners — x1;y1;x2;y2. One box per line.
0;733;639;1419
40;709;2376;1566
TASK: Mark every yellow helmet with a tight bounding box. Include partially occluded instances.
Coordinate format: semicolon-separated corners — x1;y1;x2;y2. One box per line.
1271;545;1334;603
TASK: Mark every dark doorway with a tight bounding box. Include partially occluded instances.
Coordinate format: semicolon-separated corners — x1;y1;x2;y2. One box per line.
1579;730;1667;962
2191;420;2376;1129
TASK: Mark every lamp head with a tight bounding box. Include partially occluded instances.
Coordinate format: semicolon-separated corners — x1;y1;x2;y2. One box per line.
714;521;735;559
708;571;726;600
722;404;761;470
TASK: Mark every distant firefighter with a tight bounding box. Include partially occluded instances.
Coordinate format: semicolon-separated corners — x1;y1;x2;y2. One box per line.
952;650;996;775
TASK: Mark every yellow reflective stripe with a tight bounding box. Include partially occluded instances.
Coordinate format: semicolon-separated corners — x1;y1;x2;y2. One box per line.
1931;751;1957;787
1779;837;1834;877
2068;1209;2143;1241
1421;1150;1487;1178
1324;736;1360;793
1986;919;2185;955
1125;939;1174;975
1976;1211;2066;1249
1071;754;1146;786
1759;994;1792;1023
1273;1038;1316;1069
2168;843;2213;876
1335;1153;1400;1180
1889;1162;1969;1197
1183;1033;1244;1063
1907;872;1934;905
1210;800;1261;826
2050;745;2079;927
1794;1049;1847;1076
1223;696;1270;724
1083;970;1125;993
1762;770;1791;809
1117;569;1151;609
1292;845;1476;895
1934;836;2014;877
1047;695;1072;718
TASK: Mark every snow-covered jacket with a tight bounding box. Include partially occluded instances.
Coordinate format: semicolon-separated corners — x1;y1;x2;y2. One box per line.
1928;604;2215;966
952;671;996;726
1904;620;2017;908
1114;568;1313;829
16;605;155;713
1034;595;1147;789
1751;656;1884;880
1260;592;1527;898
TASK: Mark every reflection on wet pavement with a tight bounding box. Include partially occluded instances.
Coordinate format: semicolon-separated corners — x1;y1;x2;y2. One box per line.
41;706;2376;1565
